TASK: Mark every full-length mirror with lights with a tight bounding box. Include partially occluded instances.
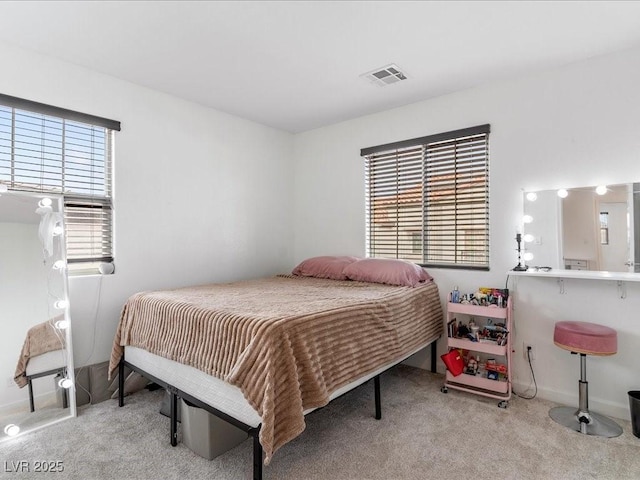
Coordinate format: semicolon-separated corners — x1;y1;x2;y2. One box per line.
522;183;640;273
0;191;76;442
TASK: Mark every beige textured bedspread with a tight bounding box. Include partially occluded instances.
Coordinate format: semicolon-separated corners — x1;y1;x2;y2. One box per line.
14;316;66;388
108;275;443;463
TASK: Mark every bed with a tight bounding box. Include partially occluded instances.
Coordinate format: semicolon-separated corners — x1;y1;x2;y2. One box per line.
108;272;443;479
14;317;68;412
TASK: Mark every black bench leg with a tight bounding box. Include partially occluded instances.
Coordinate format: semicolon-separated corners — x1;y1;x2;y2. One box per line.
251;428;263;480
170;389;178;447
374;375;381;420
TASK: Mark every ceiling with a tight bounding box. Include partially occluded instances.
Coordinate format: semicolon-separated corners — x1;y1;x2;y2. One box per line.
1;1;640;133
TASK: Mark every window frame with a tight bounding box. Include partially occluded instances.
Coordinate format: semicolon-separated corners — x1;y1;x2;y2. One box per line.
361;124;490;270
0;93;120;275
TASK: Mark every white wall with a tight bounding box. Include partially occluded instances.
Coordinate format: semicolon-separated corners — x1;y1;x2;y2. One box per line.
0;222;53;408
524;189;562;269
0;41;295;367
293;46;640;420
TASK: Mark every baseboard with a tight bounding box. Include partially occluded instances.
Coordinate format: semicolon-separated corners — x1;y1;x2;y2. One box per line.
512;380;629;422
408;363;630;422
0;391;58;417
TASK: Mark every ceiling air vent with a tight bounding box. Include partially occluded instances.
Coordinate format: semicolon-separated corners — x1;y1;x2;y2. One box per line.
361;64;408;87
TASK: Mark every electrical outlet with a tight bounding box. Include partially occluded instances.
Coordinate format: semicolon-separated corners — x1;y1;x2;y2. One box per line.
523;343;535;361
6;376;15;388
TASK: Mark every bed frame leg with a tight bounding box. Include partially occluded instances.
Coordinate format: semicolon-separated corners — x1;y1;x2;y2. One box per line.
374;375;381;420
28;378;35;413
118;359;125;407
169;388;178;447
250;428;263;480
431;341;437;374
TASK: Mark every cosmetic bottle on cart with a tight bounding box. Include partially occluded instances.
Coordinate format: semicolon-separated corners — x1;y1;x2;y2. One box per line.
452;286;460;303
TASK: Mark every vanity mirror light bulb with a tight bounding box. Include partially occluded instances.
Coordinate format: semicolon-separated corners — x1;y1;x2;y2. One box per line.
526;192;538;202
38;197;52;208
596;185;608;195
54;299;69;310
4;424;20;437
522;215;533;224
53;260;66;270
557;189;568;198
523;252;534;262
55;319;70;330
523;234;535;243
58;378;73;389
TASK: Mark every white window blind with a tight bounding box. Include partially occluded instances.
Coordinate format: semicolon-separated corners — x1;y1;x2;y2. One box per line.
0;94;119;274
362;125;490;270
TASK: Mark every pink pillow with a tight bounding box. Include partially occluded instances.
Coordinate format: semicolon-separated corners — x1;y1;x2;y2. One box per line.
342;258;432;287
292;255;361;281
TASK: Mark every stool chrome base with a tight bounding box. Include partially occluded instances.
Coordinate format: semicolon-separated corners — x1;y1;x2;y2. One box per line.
549;406;623;438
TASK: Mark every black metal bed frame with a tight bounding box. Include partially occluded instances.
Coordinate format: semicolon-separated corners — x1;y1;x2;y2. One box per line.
118;341;438;480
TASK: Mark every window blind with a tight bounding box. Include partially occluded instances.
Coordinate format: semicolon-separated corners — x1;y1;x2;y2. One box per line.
365;145;424;260
64;198;113;264
0;95;118;273
362;125;490;270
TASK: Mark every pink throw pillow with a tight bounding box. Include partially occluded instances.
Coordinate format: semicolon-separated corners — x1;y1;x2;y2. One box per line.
292;255;361;281
342;258;432;287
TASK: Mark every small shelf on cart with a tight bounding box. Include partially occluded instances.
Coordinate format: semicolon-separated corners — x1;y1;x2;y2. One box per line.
447;337;507;356
442;294;513;405
446;371;509;394
447;302;508;319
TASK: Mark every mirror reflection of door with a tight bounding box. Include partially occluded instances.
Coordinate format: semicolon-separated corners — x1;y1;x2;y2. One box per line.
598;202;628;272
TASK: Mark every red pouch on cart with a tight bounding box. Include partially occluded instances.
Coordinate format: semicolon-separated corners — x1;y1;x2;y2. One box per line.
441;349;464;376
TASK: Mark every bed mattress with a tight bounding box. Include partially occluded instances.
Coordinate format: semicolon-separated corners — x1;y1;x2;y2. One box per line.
25;350;66;376
126;346;262;427
15;317;66;387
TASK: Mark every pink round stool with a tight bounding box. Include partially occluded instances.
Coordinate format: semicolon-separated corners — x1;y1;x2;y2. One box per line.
549;321;622;437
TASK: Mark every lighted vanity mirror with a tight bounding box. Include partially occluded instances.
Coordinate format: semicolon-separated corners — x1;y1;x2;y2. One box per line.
0;192;76;442
523;183;640;273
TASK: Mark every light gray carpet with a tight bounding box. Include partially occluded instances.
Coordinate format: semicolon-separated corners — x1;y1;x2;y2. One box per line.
1;365;639;479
